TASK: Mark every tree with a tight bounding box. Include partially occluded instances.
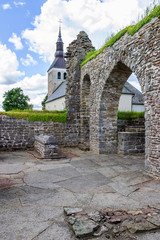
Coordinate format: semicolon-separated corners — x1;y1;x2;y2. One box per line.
2;88;31;111
41;94;48;110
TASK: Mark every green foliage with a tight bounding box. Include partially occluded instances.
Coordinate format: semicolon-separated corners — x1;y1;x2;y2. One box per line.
2;88;31;111
81;5;160;67
41;94;48;110
0;110;67;122
118;111;144;119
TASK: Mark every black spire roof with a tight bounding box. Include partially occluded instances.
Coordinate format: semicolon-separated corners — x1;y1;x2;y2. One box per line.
47;25;65;72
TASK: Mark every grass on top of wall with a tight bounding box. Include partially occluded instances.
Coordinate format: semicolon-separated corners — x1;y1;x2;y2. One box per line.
81;5;160;67
118;111;145;119
0;110;67;122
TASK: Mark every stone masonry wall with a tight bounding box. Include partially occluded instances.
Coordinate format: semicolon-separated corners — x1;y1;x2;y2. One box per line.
65;31;95;125
118;132;145;155
117;118;145;132
79;17;160;177
0;115;79;151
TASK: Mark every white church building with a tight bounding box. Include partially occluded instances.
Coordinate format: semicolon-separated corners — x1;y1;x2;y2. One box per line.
45;25;66;111
45;27;144;112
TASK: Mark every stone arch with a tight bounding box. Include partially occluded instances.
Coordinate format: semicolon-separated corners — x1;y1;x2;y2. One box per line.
66;17;160;176
80;74;91;149
99;61;138;153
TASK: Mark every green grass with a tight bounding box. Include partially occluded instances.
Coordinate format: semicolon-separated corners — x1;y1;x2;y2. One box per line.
0;110;67;122
118;111;145;119
81;5;160;67
0;110;144;121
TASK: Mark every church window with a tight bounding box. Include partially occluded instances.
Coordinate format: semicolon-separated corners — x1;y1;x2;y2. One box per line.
58;72;61;79
64;72;66;80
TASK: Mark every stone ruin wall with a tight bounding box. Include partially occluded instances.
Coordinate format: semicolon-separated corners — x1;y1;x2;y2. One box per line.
65;17;160;177
0;114;145;153
0;18;159;177
0;115;79;151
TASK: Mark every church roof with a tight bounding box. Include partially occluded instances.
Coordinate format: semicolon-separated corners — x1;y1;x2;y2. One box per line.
122;82;144;105
47;57;65;71
46;81;143;105
45;81;66;103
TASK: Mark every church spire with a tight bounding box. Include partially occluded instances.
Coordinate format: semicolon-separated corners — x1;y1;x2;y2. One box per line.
47;20;65;72
55;20;64;57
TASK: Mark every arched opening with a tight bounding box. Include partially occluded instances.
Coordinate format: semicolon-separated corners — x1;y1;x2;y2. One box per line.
64;72;66;80
80;74;91;150
99;61;145;154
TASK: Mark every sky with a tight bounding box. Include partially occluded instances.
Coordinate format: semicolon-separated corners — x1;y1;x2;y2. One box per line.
0;0;158;110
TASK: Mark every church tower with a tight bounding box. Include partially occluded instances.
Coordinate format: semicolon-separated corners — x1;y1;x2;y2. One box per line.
47;24;66;98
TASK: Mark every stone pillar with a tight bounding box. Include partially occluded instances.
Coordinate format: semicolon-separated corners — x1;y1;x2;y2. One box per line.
145;86;160;177
65;31;95;125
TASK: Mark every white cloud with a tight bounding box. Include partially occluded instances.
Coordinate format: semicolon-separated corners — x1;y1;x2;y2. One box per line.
22;0;81;61
0;43;24;84
13;1;25;7
20;54;37;66
8;33;23;50
2;3;11;10
22;0;149;61
0;74;47;110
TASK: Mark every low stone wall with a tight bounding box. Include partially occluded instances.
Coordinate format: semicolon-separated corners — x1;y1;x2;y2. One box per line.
0;115;80;151
117;118;145;132
0;115;145;154
118;132;145;155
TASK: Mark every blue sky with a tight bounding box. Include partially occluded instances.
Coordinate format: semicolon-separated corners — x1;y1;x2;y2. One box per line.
0;0;158;110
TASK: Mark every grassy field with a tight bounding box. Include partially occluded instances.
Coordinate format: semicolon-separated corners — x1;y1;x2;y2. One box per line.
118;111;144;119
0;110;67;122
0;110;144;122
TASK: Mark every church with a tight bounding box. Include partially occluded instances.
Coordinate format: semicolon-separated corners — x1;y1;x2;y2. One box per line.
45;24;66;111
45;27;144;112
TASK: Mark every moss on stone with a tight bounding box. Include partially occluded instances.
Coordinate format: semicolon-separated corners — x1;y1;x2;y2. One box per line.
81;5;160;67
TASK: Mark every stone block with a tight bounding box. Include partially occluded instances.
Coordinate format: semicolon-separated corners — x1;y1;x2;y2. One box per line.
34;134;59;158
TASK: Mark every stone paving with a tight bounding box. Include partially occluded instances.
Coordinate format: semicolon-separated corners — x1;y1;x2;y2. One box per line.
0;150;160;239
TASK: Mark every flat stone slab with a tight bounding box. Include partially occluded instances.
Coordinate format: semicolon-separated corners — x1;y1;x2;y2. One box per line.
111;171;152;187
0;151;160;240
129;187;160;207
35;134;57;145
71;159;100;168
58;172;111;193
91;192;142;210
0;164;28;174
24;166;81;185
108;182;139;196
136;232;160;240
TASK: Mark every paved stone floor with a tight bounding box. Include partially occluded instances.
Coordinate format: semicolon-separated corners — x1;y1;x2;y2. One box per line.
0;150;160;239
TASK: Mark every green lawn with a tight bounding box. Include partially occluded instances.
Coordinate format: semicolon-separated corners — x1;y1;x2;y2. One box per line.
0;110;67;122
0;110;144;122
118;111;144;119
